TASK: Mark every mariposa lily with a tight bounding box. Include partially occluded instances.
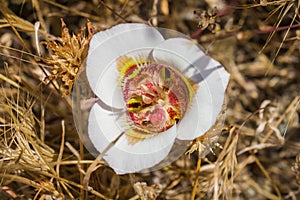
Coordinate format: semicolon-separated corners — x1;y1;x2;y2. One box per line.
73;23;230;174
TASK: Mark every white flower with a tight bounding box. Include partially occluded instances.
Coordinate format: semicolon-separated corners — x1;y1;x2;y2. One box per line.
82;23;229;174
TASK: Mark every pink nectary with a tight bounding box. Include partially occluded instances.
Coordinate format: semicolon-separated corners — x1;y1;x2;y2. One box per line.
149;107;167;125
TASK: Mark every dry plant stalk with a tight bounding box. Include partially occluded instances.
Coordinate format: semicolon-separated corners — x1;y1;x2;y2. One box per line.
292;154;300;185
0;90;59;198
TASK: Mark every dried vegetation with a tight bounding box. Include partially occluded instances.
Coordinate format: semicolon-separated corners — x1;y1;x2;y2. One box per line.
0;0;299;199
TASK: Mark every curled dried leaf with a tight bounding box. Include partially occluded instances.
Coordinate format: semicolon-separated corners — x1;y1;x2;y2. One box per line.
42;19;95;96
133;182;162;200
194;7;219;32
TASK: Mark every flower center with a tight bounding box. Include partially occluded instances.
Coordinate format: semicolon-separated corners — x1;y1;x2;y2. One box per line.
126;82;180;132
119;60;195;137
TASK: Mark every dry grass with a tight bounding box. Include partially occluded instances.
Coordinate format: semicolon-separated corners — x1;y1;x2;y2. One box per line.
0;0;299;199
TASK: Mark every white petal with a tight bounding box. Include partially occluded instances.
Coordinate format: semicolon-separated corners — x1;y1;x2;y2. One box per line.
86;23;164;108
151;38;204;77
88;103;177;174
152;38;230;140
176;83;211;140
88;103;123;148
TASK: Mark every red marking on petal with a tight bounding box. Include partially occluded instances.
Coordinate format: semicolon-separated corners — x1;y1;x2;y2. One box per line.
168;92;180;107
167;107;177;120
124;64;138;75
